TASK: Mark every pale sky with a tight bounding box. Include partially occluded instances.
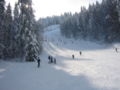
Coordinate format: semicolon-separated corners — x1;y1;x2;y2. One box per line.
6;0;102;20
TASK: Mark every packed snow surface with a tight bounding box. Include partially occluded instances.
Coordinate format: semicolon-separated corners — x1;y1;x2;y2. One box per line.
0;25;120;90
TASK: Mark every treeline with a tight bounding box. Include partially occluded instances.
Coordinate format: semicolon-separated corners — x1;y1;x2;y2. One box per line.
0;0;43;61
60;0;120;43
38;13;72;28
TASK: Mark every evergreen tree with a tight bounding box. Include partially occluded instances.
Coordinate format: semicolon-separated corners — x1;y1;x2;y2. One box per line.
60;0;120;43
117;0;120;22
13;3;20;35
18;0;42;61
3;3;14;59
0;0;5;59
104;0;120;42
13;2;21;58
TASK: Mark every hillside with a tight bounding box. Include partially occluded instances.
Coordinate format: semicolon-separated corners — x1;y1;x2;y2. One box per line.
0;25;120;90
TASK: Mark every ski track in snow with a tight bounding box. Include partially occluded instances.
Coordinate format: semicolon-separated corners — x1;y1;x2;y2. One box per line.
0;25;120;90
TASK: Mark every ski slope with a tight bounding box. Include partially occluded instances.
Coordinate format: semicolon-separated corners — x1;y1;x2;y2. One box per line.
0;25;120;90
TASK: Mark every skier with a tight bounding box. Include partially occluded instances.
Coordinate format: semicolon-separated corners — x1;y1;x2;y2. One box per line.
54;58;56;64
115;48;118;53
37;57;41;68
48;55;51;60
51;56;53;63
72;54;74;59
80;51;82;55
48;55;51;63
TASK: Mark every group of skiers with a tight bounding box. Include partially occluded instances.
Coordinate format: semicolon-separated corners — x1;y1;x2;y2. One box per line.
35;36;119;68
72;48;119;60
34;47;119;68
72;51;82;59
34;55;57;68
35;51;82;68
48;55;56;64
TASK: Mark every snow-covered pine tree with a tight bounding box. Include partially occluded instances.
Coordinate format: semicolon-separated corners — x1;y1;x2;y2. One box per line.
13;2;21;58
18;0;41;61
3;3;13;59
117;0;120;22
13;3;20;39
0;0;5;59
104;0;120;42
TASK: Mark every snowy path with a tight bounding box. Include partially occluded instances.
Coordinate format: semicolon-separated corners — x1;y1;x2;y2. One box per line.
0;25;120;90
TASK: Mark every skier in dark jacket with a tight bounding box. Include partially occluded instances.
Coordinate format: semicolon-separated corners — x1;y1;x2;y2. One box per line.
80;51;82;55
37;57;41;68
115;48;118;53
72;54;74;59
48;55;51;60
48;55;52;63
54;58;56;64
51;56;53;63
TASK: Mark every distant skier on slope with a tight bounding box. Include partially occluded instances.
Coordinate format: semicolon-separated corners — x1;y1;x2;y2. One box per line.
37;57;41;68
115;48;118;53
34;55;41;68
72;54;74;59
54;58;56;64
80;51;82;55
48;55;51;63
51;56;53;63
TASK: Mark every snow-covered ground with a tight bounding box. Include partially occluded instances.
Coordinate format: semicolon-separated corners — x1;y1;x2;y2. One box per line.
0;25;120;90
